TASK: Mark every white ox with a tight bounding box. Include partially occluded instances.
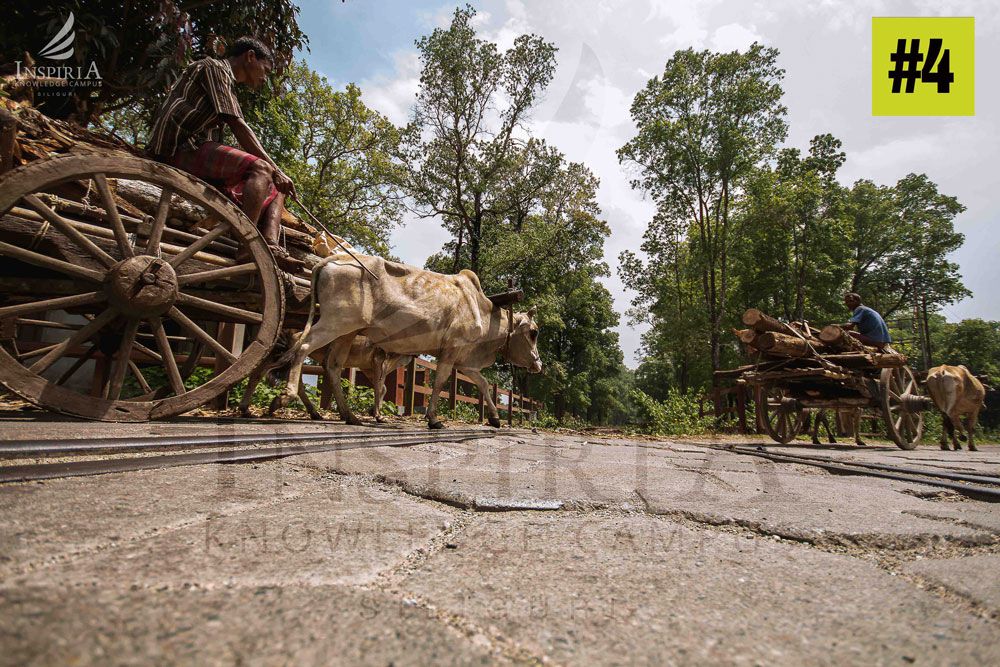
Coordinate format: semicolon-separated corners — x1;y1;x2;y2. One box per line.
273;253;543;428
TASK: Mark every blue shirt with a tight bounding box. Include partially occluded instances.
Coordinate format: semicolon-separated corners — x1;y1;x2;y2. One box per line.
850;305;891;343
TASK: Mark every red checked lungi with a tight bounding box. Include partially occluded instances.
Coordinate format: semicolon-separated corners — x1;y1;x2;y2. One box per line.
168;142;278;210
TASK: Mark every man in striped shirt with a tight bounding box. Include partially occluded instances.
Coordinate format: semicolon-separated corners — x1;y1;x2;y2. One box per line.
148;36;301;270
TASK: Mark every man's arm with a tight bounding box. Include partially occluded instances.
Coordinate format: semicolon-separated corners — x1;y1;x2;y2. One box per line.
223;116;295;195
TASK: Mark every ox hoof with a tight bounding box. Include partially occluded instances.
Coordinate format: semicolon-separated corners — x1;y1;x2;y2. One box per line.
309;412;324;421
428;420;446;430
855;440;867;447
487;417;502;428
940;443;950;451
344;416;364;426
238;409;251;419
970;445;978;452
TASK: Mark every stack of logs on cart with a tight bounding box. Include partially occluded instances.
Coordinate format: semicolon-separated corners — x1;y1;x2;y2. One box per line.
718;308;931;448
733;308;907;370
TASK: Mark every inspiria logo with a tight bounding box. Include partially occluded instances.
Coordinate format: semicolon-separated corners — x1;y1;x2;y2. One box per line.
14;12;102;87
39;11;75;60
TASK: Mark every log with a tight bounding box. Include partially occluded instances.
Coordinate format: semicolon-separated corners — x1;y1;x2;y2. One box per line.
0;107;16;175
114;178;205;222
819;324;866;352
742;308;791;334
822;352;908;368
734;328;757;344
753;331;812;357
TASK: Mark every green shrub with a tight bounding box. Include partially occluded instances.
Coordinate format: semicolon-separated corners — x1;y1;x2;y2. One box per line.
342;379;397;417
530;410;594;430
629;388;715;436
445;401;482;423
122;364;215;399
227;375;294;410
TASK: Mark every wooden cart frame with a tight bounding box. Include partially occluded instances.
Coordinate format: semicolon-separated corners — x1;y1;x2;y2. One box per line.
0;153;286;421
743;358;932;449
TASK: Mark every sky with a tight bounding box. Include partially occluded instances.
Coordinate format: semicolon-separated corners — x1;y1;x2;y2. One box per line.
294;0;1000;367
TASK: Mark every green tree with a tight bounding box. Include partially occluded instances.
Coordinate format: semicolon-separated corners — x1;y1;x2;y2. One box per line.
404;4;558;274
932;319;1000;380
620;206;708;393
245;60;406;256
3;0;307;124
733;134;850;323
618;44;788;375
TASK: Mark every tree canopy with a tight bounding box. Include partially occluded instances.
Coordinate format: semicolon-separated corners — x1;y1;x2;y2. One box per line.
245;60;406;256
618;44;788;374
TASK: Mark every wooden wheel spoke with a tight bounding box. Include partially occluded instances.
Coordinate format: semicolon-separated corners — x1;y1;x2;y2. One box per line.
132;340;163;363
0;240;104;283
23;194;117;267
55;345;98;386
105;320;139;400
18;342;61;361
93;173;134;258
168;221;229;268
177;263;257;285
127;360;152;394
175;293;263;324
145;187;172;255
150;318;185;396
28;307;118;375
166;307;237;364
0;292;106;320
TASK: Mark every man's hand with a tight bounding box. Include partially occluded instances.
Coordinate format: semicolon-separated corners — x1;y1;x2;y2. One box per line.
273;168;296;196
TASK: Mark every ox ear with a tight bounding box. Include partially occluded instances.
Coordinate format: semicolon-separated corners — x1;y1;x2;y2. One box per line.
527;306;537;320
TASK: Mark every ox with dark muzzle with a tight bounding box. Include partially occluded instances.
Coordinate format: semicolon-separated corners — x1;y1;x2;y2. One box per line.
271;252;542;428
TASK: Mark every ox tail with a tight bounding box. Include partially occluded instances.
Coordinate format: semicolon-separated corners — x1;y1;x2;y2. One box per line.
935;372;960;416
270;256;338;375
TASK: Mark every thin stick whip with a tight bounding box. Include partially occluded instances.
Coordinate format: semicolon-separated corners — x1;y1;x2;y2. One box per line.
289;193;379;281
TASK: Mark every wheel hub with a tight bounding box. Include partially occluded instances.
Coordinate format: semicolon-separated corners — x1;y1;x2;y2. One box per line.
899;393;934;413
105;255;178;317
778;396;800;413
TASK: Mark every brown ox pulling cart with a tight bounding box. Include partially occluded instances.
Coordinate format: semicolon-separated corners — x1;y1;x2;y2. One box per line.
0;102;317;421
726;309;934;449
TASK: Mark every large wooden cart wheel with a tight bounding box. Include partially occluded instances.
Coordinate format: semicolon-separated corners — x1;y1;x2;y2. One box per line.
0;155;283;421
755;385;805;444
880;366;925;450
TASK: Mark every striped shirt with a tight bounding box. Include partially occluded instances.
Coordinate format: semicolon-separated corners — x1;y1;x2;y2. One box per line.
147;58;243;157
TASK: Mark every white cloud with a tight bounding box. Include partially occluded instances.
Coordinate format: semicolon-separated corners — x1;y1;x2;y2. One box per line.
358;50;420;126
709;23;764;52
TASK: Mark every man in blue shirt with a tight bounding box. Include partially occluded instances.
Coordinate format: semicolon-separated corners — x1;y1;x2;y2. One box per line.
842;293;891;350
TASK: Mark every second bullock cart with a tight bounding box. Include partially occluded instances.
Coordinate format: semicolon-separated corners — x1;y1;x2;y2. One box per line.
728;309;934;449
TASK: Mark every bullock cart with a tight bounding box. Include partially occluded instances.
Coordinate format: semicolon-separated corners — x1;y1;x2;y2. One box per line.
728;309;934;449
0;103;316;421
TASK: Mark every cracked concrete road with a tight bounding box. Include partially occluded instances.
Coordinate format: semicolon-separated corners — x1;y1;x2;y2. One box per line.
1;421;999;665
